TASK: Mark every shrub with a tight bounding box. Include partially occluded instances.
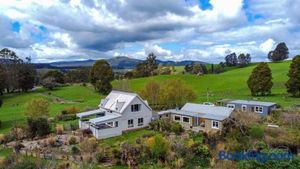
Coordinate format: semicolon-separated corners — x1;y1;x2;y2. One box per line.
150;118;183;135
47;136;56;147
27;117;50;138
249;125;264;139
82;128;92;137
56;114;77;121
11;160;38;169
24;98;49;119
67;106;79;114
56;124;64;134
79;137;98;153
170;122;184;134
148;135;169;161
0;120;2;128
71;146;80;155
95;152;106;163
68;136;77;145
61;110;68;115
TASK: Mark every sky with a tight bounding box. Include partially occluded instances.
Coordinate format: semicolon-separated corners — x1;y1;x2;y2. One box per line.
0;0;299;63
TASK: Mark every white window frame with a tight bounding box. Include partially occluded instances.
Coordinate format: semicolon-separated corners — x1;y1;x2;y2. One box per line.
182;116;190;123
138;118;144;126
211;120;220;129
241;105;247;112
128;119;134;128
174;115;181;121
255;106;263;113
227;104;235;109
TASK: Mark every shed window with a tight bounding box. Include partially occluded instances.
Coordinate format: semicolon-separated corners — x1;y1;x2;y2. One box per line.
255;106;263;113
227;104;235;109
183;117;190;123
212;121;220;129
242;105;247;112
115;121;118;127
174;116;181;121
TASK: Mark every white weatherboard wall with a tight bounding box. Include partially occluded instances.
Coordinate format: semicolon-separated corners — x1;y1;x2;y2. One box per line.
120;97;152;131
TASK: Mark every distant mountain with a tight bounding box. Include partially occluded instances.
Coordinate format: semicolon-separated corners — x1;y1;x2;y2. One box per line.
38;56;208;69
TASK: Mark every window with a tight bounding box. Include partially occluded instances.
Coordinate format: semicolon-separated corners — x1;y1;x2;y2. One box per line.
212;121;220;129
115;121;118;127
227;104;235;109
255;106;263;113
131;104;141;112
138;118;144;126
174;116;181;121
183;117;190;123
242;105;247;112
128;119;134;128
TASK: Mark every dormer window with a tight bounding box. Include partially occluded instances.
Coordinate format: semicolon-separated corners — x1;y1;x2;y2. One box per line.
131;104;141;112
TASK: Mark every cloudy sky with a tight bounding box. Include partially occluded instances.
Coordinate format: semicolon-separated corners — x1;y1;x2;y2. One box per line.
0;0;299;63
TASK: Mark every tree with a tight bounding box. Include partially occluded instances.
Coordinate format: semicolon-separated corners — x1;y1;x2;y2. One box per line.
0;97;2;107
27;117;50;137
18;64;36;92
0;64;5;95
145;52;158;76
90;60;114;94
65;67;90;83
268;42;289;62
225;53;238;66
160;79;197;108
286;55;300;97
24;98;49;119
134;53;158;77
247;63;273;96
238;53;251;67
42;77;59;90
43;70;64;84
140;80;160;106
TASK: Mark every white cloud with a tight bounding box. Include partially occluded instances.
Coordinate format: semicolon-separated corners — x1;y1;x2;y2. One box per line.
259;39;275;53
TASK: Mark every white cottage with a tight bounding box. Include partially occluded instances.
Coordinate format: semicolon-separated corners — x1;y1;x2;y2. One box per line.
76;90;153;139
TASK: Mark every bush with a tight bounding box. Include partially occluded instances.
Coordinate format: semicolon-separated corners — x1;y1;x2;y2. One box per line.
82;128;92;137
170;122;184;135
0;120;1;128
95;152;106;163
68;136;77;145
150;118;183;135
47;136;56;147
148;135;169;161
62;106;79;114
71;146;80;155
249;125;264;139
79;138;98;153
56;124;64;134
56;114;77;121
27;118;50;138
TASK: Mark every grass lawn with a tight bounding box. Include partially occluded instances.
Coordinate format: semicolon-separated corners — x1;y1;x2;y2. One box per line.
126;61;300;107
1;61;299;134
0;148;12;157
0;84;102;133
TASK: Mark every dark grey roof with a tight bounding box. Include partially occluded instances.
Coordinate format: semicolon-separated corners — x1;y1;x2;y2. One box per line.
228;100;276;107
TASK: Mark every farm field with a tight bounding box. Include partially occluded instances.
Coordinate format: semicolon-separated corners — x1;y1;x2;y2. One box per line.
127;61;300;107
0;61;299;134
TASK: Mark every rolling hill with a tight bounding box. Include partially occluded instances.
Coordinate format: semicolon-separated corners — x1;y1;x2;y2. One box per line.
124;61;300;107
45;56;208;69
0;60;299;134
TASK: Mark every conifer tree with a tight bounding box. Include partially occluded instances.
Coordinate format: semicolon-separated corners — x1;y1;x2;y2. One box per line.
286;55;300;97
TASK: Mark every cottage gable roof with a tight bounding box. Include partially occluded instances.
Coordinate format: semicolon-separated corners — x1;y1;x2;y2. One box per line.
99;90;151;113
